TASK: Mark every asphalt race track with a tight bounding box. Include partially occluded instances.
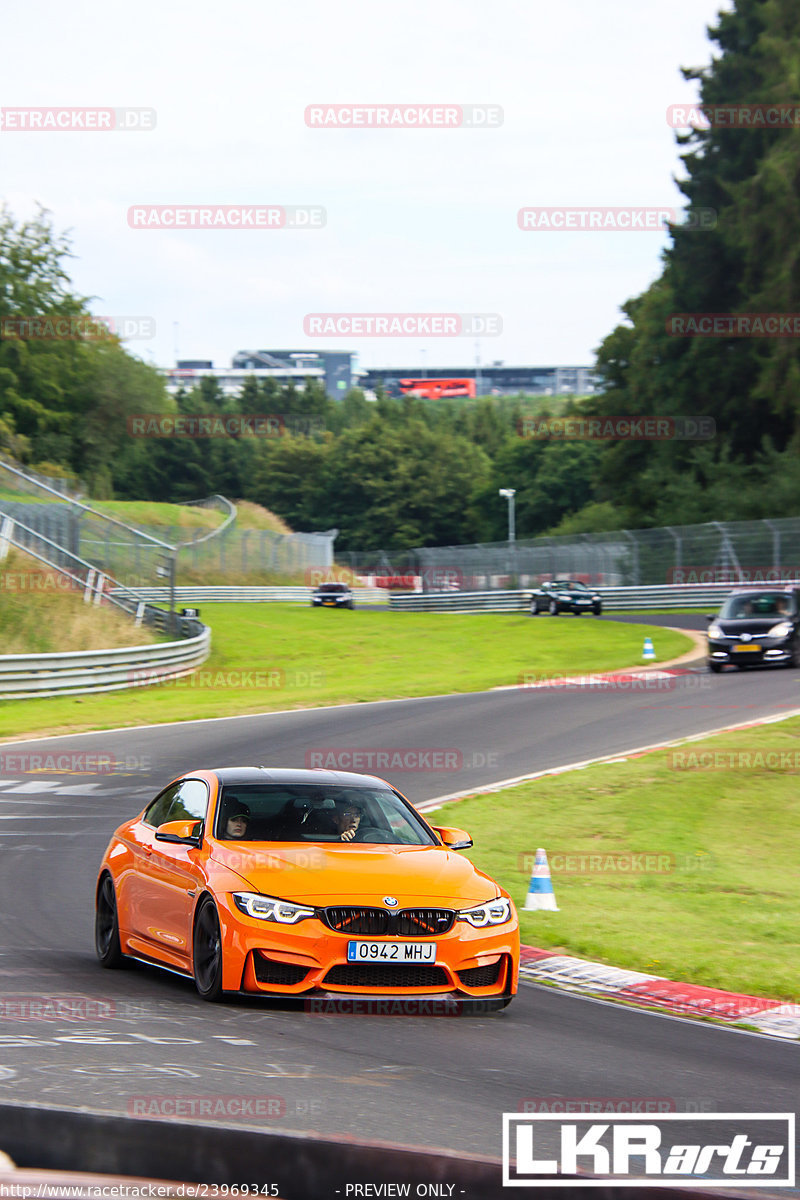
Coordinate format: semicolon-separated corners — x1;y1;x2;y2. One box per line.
0;640;798;1169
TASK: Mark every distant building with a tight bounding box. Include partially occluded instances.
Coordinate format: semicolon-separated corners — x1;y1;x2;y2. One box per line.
360;363;596;396
162;353;596;399
231;349;359;397
164;358;327;397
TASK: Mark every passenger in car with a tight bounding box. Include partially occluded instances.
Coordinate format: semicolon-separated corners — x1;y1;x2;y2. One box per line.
224;801;251;839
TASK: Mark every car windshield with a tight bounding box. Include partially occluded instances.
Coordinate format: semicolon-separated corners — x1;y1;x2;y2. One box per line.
719;592;794;619
317;583;348;592
215;784;437;845
554;580;587;590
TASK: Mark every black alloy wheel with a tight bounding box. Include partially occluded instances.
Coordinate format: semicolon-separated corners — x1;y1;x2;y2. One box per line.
95;874;124;968
193;898;225;1001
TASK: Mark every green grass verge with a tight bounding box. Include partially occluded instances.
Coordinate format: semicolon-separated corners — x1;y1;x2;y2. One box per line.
439;721;800;1001
0;605;692;739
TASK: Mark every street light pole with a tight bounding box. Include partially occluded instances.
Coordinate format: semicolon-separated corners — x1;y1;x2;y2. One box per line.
499;488;516;586
499;488;516;543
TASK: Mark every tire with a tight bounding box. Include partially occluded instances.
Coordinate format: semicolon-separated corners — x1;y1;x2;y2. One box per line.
593;605;602;616
548;599;558;616
708;660;722;674
95;873;124;968
530;601;540;616
193;898;225;1002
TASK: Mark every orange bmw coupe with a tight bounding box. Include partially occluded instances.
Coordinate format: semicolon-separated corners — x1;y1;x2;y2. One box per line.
95;768;519;1006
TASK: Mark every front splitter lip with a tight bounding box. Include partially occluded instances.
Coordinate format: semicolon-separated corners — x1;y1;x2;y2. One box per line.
293;990;510;1012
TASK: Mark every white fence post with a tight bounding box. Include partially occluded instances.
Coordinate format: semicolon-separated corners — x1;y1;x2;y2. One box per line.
0;516;14;561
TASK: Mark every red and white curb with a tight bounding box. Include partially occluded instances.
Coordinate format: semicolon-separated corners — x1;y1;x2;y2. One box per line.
519;946;800;1039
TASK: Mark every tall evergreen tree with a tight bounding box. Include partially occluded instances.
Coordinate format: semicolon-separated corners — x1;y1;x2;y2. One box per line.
593;0;800;521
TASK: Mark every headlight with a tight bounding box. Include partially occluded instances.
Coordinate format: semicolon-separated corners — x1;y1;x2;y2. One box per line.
457;897;512;927
708;624;723;639
232;893;316;923
769;622;793;639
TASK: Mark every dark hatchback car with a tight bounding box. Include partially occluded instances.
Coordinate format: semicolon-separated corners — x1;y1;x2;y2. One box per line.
530;579;602;616
707;588;800;672
311;582;355;609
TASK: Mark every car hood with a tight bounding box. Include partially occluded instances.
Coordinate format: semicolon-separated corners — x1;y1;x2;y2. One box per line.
715;618;787;636
209;842;498;907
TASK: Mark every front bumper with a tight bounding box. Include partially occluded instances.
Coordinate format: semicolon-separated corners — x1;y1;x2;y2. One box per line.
708;636;793;667
217;899;519;999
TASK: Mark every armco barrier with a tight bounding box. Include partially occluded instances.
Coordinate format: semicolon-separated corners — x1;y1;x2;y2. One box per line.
390;589;530;612
0;1103;505;1199
123;585;389;604
0;625;210;697
389;583;800;613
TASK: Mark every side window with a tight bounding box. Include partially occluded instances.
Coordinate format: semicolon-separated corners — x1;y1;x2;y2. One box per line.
167;779;209;824
143;780;209;828
143;784;182;829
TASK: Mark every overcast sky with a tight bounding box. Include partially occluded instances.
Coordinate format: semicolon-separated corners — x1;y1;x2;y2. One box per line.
2;0;732;374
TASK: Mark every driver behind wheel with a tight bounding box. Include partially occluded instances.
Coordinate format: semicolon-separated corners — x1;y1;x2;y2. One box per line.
331;799;362;841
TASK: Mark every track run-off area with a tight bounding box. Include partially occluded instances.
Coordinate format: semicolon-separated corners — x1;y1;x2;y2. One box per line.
0;614;797;1175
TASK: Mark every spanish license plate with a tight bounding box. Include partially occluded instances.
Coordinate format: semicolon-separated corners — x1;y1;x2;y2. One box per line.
733;644;761;653
347;941;437;963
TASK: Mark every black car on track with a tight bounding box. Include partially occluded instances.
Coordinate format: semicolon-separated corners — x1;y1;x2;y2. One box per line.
311;582;355;609
530;579;602;616
707;587;800;672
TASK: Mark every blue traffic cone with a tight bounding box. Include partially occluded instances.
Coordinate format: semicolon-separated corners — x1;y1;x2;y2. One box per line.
642;636;656;661
523;848;559;911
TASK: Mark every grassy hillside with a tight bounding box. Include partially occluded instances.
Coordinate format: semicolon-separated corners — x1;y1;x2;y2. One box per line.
0;549;158;654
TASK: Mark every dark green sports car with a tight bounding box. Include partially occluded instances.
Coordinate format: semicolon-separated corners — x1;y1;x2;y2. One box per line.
530;579;602;616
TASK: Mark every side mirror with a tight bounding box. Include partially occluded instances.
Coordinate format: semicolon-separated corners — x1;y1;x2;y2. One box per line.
705;614;715;623
155;819;202;845
433;826;473;850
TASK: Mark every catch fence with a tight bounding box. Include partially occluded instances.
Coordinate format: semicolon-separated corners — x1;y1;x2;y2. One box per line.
340;519;800;591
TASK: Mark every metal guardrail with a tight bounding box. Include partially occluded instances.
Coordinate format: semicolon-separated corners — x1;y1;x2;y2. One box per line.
390;590;530;612
123;586;390;604
0;626;211;698
388;583;800;613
